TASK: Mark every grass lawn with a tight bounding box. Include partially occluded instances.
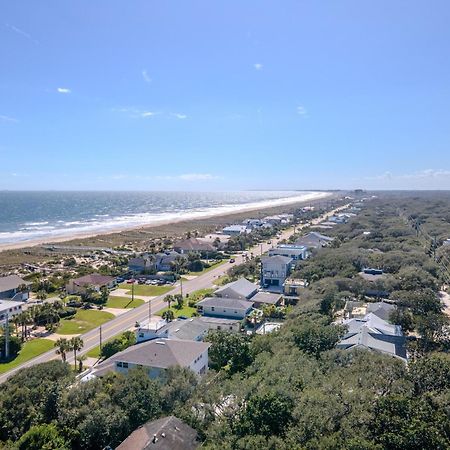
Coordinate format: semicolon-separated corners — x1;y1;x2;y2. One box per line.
0;339;54;374
106;296;144;309
57;310;115;335
119;283;173;297
188;288;215;302
187;259;227;276
156;303;197;319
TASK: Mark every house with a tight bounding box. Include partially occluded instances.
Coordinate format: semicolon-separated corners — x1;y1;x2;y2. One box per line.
242;219;264;229
117;416;199;450
261;255;293;291
156;251;187;272
136;316;242;343
294;232;334;249
197;297;253;319
443;238;450;247
128;255;155;274
173;238;216;254
0;299;23;324
221;225;248;236
344;300;396;321
0;275;31;301
284;278;308;296
66;273;116;295
250;291;283;307
263;215;282;225
214;278;258;300
337;313;407;361
269;244;308;260
91;339;210;379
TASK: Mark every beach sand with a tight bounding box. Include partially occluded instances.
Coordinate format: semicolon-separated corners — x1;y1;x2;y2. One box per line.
0;191;336;267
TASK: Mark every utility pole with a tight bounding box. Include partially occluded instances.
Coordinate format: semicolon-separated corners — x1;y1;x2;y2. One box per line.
131;283;134;302
148;297;152;323
99;325;103;352
4;314;10;360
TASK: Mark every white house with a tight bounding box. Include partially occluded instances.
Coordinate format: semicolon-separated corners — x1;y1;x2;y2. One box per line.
261;255;293;291
268;244;308;260
222;225;249;236
0;299;23;324
91;339;211;379
197;297;253;319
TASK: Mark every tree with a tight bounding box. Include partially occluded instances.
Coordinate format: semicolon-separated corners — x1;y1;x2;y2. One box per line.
0;335;22;360
77;355;87;373
206;330;252;374
100;331;136;359
100;286;109;305
174;294;184;310
163;294;174;309
16;424;69;450
162;309;175;322
55;338;70;363
36;290;47;301
69;337;84;371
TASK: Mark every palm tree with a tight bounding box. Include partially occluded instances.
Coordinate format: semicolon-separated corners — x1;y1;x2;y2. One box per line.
164;295;174;310
36;290;47;301
69;337;84;371
55;338;70;363
162;309;175;322
77;354;87;373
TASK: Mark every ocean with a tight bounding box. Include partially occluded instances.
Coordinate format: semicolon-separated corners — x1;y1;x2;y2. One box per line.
0;191;325;246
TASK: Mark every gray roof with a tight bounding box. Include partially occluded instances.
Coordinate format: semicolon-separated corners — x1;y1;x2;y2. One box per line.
251;291;282;305
0;299;24;312
198;297;254;311
117;415;199;450
343;313;402;336
366;302;396;321
94;339;210;371
0;275;30;293
164;319;209;341
197;316;241;326
337;327;407;360
215;278;258;299
294;232;334;249
72;273;115;287
261;255;293;264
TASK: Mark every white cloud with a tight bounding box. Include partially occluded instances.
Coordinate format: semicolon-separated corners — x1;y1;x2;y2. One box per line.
178;173;218;181
57;87;71;94
297;105;307;116
0;115;18;123
141;111;158;118
5;23;38;44
173;113;187;119
142;69;152;84
254;63;263;71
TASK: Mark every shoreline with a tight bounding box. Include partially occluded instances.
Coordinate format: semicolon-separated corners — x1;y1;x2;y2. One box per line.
0;192;332;253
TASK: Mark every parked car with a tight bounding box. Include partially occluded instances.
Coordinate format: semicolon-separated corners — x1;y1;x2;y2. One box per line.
229;258;235;263
145;280;153;285
127;279;135;284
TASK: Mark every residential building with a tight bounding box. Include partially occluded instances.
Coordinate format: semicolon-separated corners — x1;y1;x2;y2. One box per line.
344;300;396;321
197;297;253;319
242;219;264;229
214;278;258;300
443;238;450;247
136;317;241;343
0;275;31;301
269;244;308;260
128;255;155;274
221;225;248;236
250;291;283;307
0;299;23;324
66;273;116;295
284;278;308;296
337;313;406;361
261;255;293;291
155;251;186;272
294;232;334;249
117;416;199;450
173;238;216;254
91;339;210;379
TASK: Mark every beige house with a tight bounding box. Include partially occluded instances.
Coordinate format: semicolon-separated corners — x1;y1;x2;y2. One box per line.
66;273;116;295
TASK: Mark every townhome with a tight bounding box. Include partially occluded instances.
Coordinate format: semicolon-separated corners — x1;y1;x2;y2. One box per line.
260;255;293;291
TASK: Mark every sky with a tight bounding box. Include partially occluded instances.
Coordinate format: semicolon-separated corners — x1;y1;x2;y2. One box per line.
1;0;450;191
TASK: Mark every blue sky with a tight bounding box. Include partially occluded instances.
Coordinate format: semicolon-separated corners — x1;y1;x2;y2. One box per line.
1;0;450;190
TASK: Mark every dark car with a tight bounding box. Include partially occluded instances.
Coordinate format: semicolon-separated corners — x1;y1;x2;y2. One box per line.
229;258;235;263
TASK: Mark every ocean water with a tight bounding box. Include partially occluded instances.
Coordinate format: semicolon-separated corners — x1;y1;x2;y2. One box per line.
0;191;323;245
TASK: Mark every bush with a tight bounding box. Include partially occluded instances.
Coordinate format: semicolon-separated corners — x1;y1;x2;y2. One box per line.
58;307;77;319
0;335;22;361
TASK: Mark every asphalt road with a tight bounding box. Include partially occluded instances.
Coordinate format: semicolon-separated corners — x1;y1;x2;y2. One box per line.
0;204;348;384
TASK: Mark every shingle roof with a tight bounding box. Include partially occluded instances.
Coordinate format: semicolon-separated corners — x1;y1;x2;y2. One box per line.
294;232;334;248
0;275;30;293
251;291;282;305
261;255;293;264
164;319;209;341
174;238;215;252
95;339;210;371
116;416;199;450
214;278;258;299
72;273;115;287
198;297;254;310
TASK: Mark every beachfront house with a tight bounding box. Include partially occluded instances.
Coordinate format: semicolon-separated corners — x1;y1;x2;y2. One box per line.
268;244;308;260
197;297;253;319
0;299;23;324
261;255;293;291
66;273;116;295
173;238;216;255
0;275;31;301
221;225;249;236
90;339;210;379
214;278;258;300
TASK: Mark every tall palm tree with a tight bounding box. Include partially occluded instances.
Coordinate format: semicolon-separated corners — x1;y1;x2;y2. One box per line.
163;294;174;310
77;354;87;373
69;337;84;371
55;338;70;363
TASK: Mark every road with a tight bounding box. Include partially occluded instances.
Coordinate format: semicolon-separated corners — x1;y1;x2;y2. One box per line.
0;203;348;383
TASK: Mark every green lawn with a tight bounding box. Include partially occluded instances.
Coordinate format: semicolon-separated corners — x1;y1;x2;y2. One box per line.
119;283;173;297
188;288;215;302
106;296;144;309
156;303;197;319
57;310;115;335
0;339;54;374
187;259;227;276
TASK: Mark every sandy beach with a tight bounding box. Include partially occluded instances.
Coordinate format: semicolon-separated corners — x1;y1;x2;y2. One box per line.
0;191;332;254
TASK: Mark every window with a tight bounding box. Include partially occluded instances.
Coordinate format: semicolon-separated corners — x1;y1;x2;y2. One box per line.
139;333;144;338
211;307;215;311
116;362;123;368
217;326;221;330
123;362;129;368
